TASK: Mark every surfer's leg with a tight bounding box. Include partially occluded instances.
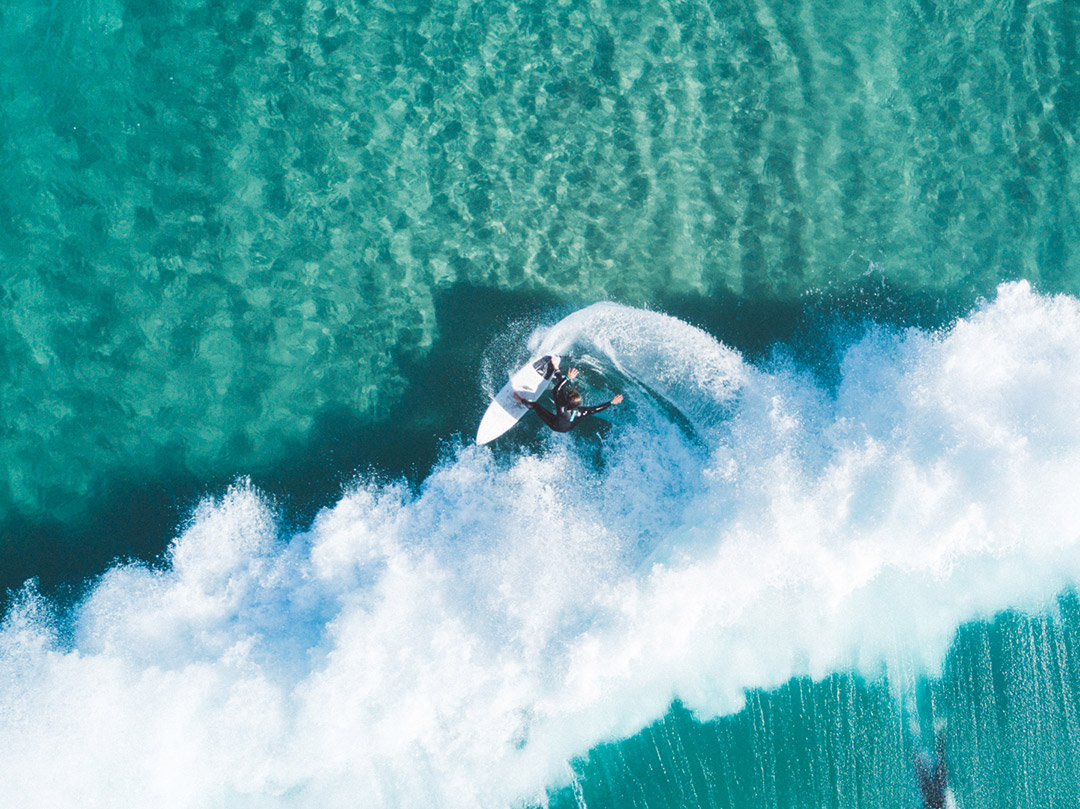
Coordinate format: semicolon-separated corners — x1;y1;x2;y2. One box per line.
530;402;561;431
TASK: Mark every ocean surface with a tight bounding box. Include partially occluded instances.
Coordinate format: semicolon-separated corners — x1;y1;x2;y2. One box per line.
2;0;1079;806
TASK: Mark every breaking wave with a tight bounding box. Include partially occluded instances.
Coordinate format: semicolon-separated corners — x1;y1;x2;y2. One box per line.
3;282;1080;808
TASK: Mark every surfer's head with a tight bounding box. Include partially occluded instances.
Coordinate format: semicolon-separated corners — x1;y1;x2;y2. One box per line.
563;388;582;408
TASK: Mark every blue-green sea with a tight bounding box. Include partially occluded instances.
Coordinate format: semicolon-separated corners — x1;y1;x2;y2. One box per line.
2;0;1080;805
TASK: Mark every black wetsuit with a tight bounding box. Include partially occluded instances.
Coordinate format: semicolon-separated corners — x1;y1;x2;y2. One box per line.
524;359;614;433
914;735;950;809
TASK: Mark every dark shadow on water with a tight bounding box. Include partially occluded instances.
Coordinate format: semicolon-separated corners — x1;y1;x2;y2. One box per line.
658;277;981;389
0;284;560;607
0;472;205;611
1;280;975;611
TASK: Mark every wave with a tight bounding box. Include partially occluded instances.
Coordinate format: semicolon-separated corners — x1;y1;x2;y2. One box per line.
3;282;1080;807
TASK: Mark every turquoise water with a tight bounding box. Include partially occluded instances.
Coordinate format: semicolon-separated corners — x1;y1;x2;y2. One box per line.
2;0;1080;806
552;596;1080;809
3;0;1076;530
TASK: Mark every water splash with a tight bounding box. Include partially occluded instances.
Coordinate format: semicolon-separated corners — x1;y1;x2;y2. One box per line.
3;284;1080;807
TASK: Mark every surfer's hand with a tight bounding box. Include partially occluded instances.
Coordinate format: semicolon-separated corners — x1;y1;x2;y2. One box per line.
512;392;526;404
611;394;624;405
567;367;579;379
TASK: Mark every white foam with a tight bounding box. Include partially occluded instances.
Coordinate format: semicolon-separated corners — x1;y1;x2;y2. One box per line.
4;282;1080;807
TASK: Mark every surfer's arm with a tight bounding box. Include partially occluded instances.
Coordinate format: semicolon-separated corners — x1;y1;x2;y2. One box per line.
577;401;612;418
551;366;579;386
550;368;583;405
551;371;568;395
577;394;623;418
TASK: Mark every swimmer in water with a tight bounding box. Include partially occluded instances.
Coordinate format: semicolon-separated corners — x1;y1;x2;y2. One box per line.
913;721;955;809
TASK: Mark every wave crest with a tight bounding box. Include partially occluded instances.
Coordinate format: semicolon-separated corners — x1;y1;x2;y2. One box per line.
3;283;1080;807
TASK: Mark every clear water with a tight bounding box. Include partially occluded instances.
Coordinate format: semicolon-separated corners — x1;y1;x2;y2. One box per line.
2;0;1079;806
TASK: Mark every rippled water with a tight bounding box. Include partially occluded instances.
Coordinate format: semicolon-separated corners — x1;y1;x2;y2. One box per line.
2;0;1077;530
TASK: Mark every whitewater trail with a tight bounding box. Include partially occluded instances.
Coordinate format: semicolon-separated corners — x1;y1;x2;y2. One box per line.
3;282;1080;808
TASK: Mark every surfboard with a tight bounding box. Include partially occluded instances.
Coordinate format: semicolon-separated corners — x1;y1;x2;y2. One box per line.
476;356;560;445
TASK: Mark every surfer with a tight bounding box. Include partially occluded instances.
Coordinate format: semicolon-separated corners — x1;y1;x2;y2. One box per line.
913;722;954;809
513;361;623;433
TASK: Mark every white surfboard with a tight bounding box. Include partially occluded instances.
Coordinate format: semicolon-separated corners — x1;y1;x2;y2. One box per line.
476;356;560;445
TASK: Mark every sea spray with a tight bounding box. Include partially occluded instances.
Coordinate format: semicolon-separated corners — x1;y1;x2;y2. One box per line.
3;282;1080;807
